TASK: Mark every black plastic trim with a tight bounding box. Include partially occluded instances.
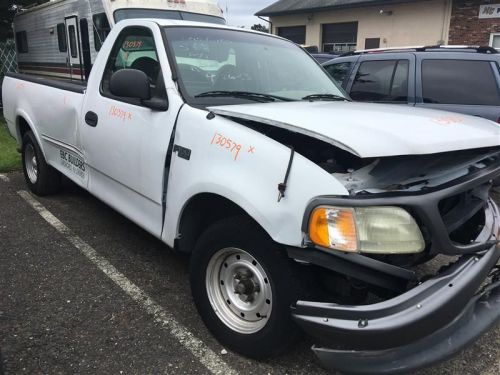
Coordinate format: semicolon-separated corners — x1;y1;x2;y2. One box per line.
312;275;500;374
6;72;86;94
287;247;415;291
292;241;500;350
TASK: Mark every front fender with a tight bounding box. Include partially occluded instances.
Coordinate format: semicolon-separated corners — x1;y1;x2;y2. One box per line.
162;105;349;247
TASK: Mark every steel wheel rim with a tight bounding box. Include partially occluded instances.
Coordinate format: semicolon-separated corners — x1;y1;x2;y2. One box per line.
206;247;272;334
25;144;38;184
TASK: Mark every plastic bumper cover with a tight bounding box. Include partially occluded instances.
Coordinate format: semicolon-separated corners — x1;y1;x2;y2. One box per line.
292;244;500;374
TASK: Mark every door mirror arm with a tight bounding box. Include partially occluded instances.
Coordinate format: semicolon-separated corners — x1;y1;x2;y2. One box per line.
142;97;169;111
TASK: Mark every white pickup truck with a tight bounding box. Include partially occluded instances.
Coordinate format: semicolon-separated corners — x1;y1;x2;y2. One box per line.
3;19;500;374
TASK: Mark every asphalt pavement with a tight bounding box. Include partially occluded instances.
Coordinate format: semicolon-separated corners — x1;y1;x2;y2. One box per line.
0;171;499;374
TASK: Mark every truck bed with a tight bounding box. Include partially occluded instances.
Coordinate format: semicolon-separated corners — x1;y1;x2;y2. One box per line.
6;72;87;94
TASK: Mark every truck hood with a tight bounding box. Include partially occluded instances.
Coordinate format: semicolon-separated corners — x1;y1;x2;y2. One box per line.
209;101;500;158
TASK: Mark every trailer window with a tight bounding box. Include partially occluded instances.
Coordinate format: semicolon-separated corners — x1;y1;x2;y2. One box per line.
15;31;28;53
68;25;77;58
57;24;67;52
93;13;111;51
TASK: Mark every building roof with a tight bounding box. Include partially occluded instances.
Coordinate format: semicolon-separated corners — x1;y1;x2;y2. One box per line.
255;0;420;17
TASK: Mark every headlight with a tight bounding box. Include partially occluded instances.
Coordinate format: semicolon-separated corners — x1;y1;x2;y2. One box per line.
308;206;425;254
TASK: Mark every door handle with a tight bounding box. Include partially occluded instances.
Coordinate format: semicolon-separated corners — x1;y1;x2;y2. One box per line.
85;111;98;127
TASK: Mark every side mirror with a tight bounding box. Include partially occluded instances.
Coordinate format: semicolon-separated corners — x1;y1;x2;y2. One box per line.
110;69;150;100
109;69;169;111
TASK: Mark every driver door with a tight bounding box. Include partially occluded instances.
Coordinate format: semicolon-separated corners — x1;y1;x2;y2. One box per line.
80;25;177;237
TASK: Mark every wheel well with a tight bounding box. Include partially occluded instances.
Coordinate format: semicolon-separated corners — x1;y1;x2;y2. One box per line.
17;116;31;140
176;193;253;253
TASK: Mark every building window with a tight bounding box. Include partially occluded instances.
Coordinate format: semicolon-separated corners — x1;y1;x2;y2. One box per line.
57;23;67;52
277;26;306;45
322;22;358;53
15;31;28;53
490;33;500;48
422;60;500;105
365;38;380;50
350;60;409;103
93;13;111;51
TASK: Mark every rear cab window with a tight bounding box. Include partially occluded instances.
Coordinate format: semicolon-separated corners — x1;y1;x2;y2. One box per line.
350;60;410;103
421;60;500;105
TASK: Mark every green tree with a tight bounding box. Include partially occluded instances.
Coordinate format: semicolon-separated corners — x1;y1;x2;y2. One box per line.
251;24;269;33
0;1;49;41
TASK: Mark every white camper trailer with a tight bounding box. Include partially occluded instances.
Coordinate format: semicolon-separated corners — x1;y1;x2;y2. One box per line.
13;0;224;81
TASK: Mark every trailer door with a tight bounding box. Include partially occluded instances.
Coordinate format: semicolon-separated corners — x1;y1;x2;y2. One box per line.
65;16;83;80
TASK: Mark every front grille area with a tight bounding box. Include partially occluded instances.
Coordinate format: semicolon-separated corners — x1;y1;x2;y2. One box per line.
438;184;489;245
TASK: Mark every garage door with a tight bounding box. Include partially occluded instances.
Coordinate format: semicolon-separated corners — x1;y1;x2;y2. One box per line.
322;22;358;53
277;26;306;44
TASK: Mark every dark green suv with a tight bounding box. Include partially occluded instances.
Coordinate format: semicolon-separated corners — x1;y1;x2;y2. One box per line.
323;46;500;123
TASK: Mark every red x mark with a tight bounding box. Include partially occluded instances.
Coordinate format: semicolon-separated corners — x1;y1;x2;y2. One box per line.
248;146;255;154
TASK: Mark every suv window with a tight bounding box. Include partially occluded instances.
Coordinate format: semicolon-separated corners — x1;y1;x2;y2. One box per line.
422;60;500;105
350;60;409;103
324;62;353;86
101;27;166;104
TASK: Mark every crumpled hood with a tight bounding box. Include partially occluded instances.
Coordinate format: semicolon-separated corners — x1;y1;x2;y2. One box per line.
209;101;500;158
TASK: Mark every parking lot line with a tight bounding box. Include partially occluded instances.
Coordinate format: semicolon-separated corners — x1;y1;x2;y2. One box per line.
17;190;238;375
0;174;10;182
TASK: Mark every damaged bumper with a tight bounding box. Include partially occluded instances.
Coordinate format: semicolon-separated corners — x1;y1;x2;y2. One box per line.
292;245;500;374
291;165;500;373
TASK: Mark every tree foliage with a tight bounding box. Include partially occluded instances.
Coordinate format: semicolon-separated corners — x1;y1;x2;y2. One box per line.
251;24;269;33
0;1;49;40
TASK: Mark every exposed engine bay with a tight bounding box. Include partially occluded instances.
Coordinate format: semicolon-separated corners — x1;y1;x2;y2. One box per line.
230;116;500;195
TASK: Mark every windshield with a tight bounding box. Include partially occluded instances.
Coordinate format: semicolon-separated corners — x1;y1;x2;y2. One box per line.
114;9;225;25
163;27;347;105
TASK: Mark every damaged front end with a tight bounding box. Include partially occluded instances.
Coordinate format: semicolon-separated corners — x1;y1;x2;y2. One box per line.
289;147;500;374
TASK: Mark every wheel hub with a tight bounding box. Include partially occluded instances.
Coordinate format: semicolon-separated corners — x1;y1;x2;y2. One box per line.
24;144;38;184
206;248;273;334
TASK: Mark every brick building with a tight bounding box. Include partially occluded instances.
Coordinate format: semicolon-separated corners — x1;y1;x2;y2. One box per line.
256;0;500;53
449;1;500;47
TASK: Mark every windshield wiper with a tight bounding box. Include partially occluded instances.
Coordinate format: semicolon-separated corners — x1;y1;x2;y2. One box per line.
302;94;349;102
195;91;292;102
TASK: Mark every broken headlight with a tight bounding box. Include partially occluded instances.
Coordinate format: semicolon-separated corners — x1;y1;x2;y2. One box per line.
308;206;425;254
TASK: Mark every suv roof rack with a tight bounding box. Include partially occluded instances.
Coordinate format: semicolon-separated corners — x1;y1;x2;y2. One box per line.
341;45;498;56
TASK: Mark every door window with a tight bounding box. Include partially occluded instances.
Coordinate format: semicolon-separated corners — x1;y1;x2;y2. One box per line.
68;25;77;58
422;60;500;105
350;60;409;102
324;62;353;87
57;24;67;52
101;27;166;104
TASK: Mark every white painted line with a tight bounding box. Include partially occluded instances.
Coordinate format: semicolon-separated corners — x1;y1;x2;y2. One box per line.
0;174;10;182
17;190;238;375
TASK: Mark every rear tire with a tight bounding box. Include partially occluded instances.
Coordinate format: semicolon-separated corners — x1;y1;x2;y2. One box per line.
22;131;61;196
189;216;302;359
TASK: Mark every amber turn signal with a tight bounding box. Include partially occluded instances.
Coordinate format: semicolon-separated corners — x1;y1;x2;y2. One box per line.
308;206;358;252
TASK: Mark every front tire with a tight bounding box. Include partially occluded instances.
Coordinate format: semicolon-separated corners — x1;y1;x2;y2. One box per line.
22;131;61;196
190;216;302;359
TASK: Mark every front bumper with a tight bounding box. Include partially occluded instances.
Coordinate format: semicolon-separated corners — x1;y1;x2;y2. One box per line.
292;164;500;373
292;244;500;373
